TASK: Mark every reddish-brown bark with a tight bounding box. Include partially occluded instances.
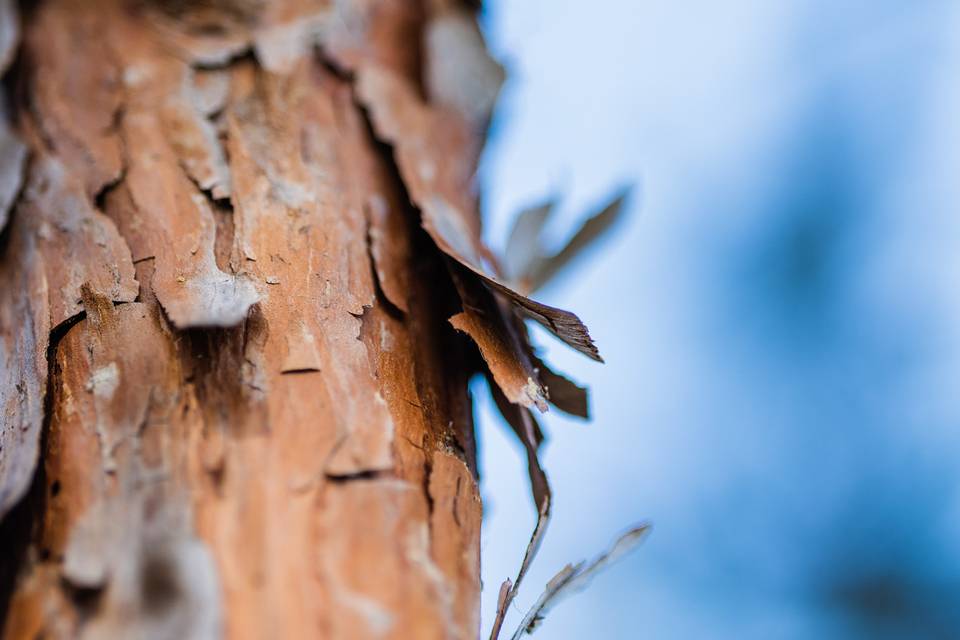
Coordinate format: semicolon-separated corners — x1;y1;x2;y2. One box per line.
0;1;609;638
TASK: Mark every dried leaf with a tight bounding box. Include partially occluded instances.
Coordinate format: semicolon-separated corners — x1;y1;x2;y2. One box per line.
509;524;651;639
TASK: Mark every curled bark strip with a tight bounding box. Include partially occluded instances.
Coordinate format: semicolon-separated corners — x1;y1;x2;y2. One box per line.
448;262;547;412
520;189;631;295
354;67;484;252
488;579;513;640
452;310;547;412
0;2;626;637
510;525;651;639
509;316;589;419
488;378;553;640
532;352;589;420
503;199;556;287
356;67;602;362
322;0;425;83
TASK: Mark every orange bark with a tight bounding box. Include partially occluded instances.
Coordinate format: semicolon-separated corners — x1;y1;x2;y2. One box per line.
0;1;606;638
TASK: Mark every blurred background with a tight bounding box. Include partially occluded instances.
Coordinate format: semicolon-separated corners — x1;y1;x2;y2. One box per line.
473;1;960;638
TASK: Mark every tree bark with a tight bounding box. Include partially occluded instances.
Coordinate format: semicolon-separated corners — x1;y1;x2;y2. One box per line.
0;1;600;638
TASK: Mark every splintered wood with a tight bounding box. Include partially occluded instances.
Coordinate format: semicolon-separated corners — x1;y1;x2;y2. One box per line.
0;1;608;638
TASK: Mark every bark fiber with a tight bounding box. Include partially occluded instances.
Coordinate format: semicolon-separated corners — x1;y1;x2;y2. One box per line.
0;1;600;638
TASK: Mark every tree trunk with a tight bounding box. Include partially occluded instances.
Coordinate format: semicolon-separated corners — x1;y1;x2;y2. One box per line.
0;1;600;638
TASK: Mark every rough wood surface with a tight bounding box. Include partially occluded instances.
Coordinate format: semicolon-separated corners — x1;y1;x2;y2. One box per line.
0;1;604;638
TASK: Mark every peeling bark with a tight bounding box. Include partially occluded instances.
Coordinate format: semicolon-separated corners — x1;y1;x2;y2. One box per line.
0;117;25;234
510;525;651;639
0;1;609;638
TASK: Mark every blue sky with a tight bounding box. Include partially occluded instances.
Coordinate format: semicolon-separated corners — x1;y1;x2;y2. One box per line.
475;2;960;638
